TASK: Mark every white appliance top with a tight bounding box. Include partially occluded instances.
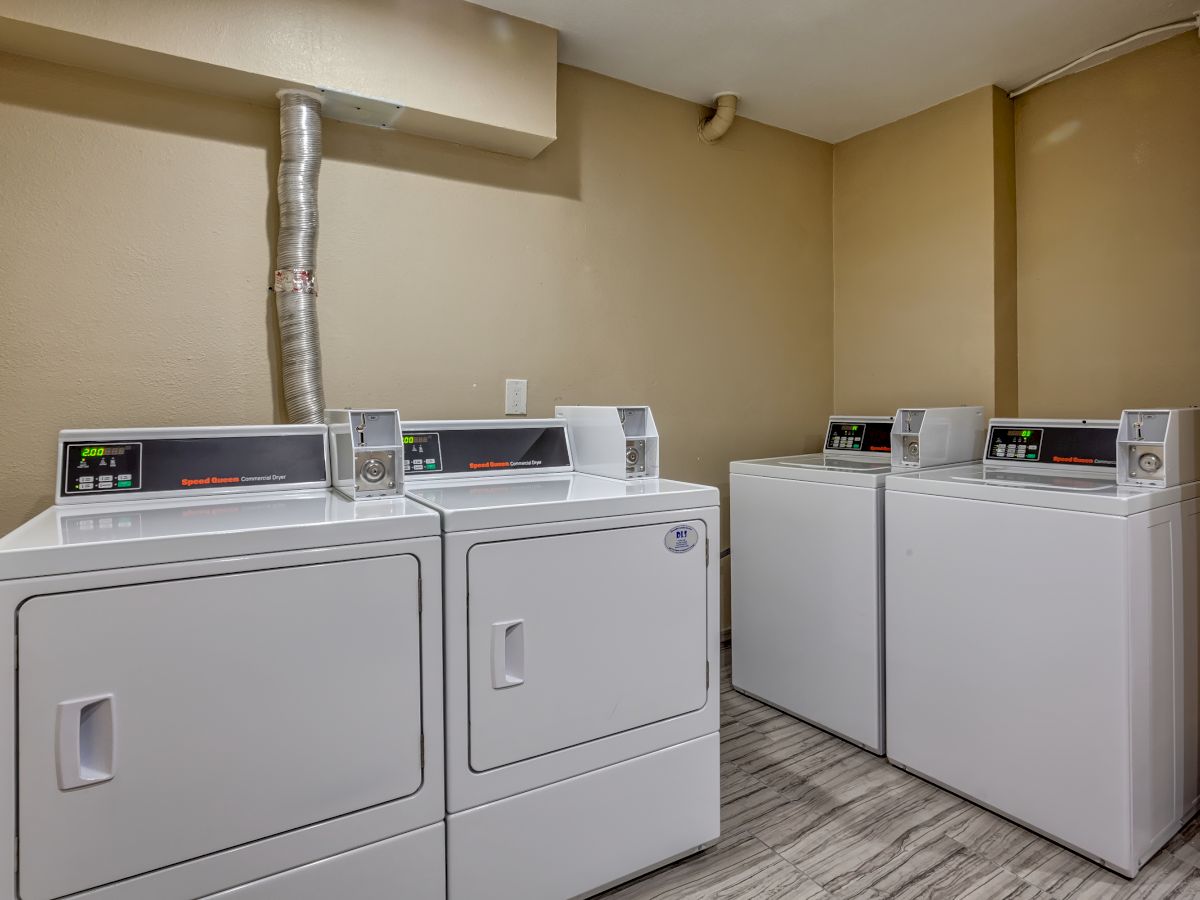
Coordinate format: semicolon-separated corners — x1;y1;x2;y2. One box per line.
730;453;901;488
0;489;440;581
404;472;719;531
885;463;1198;515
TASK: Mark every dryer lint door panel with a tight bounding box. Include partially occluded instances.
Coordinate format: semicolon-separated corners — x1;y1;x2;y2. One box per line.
467;521;708;771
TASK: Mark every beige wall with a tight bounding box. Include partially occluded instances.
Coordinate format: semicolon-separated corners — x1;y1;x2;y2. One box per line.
1015;34;1200;418
0;0;558;155
0;54;835;625
831;86;1017;418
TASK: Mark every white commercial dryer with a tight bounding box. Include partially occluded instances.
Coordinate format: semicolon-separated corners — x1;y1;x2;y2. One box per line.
886;411;1200;877
730;407;985;753
401;418;721;900
0;425;445;900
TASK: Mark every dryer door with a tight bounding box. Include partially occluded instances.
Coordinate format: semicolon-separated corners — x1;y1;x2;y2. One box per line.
467;520;708;770
17;554;423;900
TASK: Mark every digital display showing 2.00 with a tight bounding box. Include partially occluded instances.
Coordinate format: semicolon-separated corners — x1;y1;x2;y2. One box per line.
80;446;128;457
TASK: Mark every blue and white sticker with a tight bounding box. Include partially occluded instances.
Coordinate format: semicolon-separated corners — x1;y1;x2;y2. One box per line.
664;524;699;553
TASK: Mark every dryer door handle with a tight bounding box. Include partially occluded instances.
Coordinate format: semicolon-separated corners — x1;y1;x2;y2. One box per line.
56;694;117;791
491;620;525;688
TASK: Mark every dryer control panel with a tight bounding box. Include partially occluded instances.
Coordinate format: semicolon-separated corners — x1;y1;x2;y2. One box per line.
984;420;1118;470
57;426;329;504
401;420;573;478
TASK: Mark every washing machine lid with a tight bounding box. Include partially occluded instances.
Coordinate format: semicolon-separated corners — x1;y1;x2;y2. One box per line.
404;473;718;531
885;463;1198;515
730;453;898;487
0;490;440;580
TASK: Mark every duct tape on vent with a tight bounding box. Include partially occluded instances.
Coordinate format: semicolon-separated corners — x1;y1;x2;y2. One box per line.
274;269;318;295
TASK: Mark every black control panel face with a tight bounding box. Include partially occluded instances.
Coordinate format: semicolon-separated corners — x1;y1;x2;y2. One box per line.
824;420;893;453
986;425;1117;468
404;426;571;476
403;432;443;474
987;428;1043;462
60;434;328;498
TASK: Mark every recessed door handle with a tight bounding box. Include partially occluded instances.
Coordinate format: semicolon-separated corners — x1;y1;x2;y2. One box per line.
56;694;116;791
491;620;525;689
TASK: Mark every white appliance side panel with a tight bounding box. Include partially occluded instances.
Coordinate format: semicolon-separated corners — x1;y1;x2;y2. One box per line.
202;824;445;900
467;520;708;770
730;474;883;751
448;733;719;900
885;491;1133;869
1184;498;1200;818
1128;507;1185;860
18;555;424;900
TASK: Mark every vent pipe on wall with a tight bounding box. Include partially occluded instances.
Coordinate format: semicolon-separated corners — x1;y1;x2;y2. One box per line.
699;92;739;144
273;89;326;424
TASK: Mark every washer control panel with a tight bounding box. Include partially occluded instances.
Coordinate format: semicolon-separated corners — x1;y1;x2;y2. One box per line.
985;422;1117;468
824;419;893;454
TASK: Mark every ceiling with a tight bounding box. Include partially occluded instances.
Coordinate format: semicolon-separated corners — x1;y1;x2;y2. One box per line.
480;0;1194;142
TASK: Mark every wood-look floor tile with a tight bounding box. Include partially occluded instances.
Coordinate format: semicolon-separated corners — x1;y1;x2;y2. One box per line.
596;834;835;900
759;774;971;887
1165;815;1200;871
831;835;1058;900
989;836;1130;899
720;763;795;838
1113;851;1200;900
599;647;1200;900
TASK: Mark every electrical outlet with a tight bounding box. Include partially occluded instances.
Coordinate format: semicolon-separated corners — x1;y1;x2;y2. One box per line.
505;379;527;416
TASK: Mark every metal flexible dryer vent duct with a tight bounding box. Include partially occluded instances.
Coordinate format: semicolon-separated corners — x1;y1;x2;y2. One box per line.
699;92;739;144
274;89;326;425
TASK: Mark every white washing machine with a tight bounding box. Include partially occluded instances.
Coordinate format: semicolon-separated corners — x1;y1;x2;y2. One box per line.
885;413;1200;876
0;425;446;900
401;419;721;900
730;407;984;753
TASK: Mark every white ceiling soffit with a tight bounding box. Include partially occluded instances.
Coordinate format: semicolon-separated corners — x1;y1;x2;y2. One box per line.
480;0;1194;142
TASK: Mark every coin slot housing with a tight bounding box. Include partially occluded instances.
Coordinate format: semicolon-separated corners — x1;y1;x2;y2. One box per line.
326;409;405;499
556;406;660;480
1117;409;1199;488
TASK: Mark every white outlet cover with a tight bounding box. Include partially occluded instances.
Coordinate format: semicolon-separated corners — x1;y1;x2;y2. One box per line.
505;379;527;416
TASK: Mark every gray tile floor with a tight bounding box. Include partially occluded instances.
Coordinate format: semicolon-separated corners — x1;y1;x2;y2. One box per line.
600;649;1200;899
